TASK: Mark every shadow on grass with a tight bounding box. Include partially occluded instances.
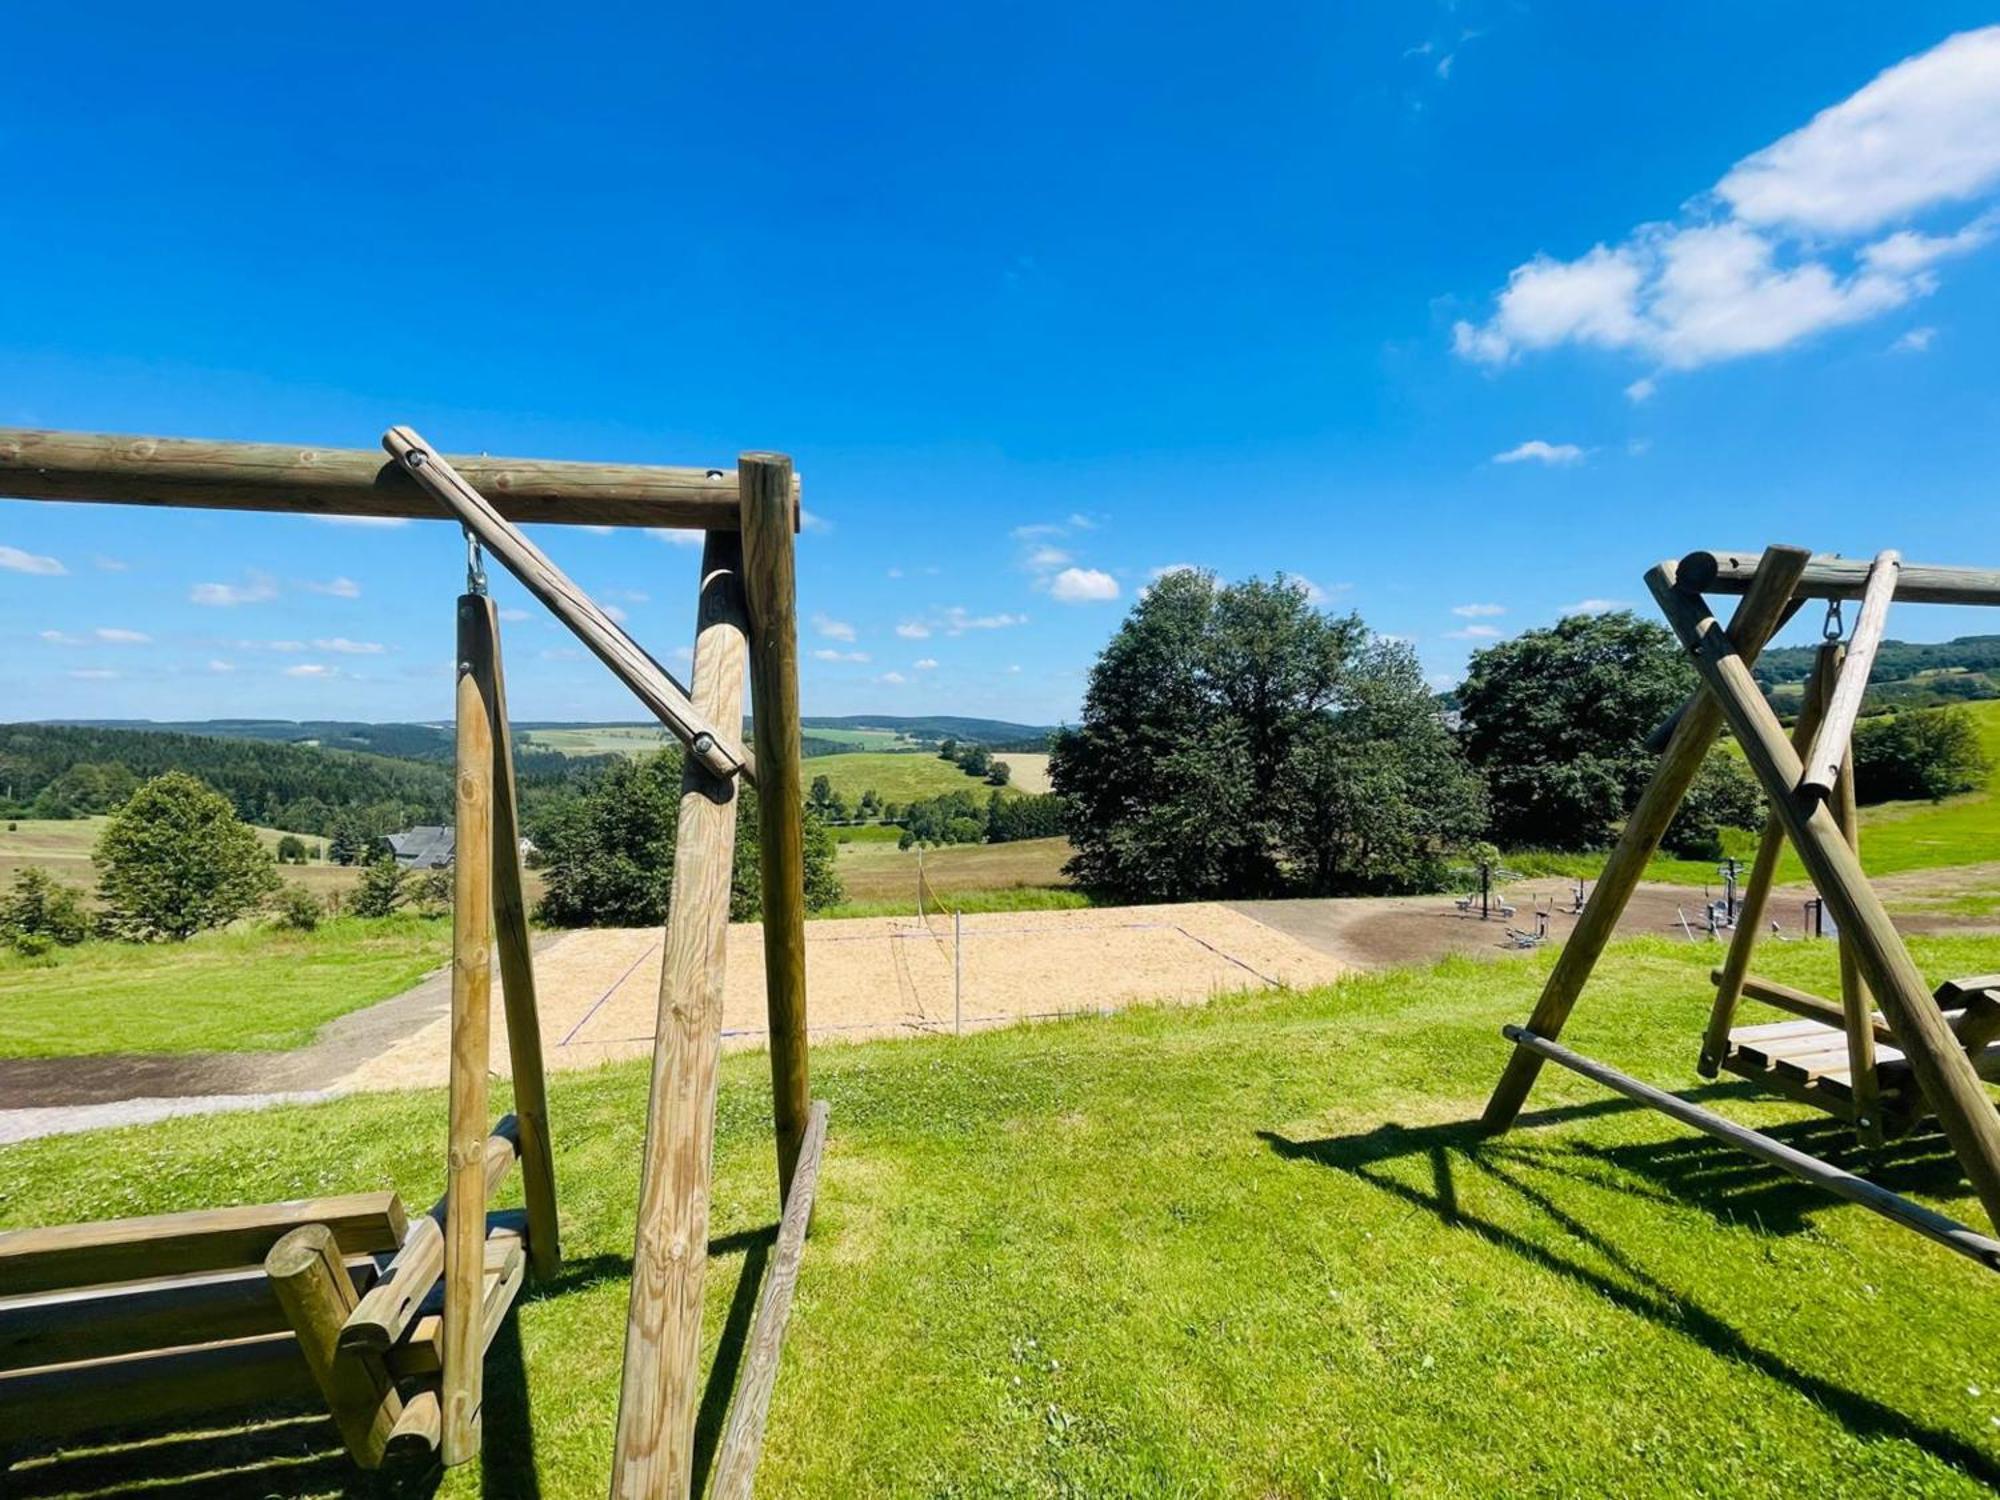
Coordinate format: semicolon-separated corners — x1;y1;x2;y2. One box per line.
2;1227;781;1499
1261;1092;2000;1490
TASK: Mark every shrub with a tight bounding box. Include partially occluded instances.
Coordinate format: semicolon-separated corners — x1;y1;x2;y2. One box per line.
270;882;324;931
0;868;91;952
1852;706;1991;803
408;867;454;917
351;855;408;918
276;834;309;865
94;772;280;941
1662;751;1763;860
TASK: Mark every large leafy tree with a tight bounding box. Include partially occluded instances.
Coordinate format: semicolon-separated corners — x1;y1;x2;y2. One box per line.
1457;611;1696;849
1050;571;1484;900
94;771;280;940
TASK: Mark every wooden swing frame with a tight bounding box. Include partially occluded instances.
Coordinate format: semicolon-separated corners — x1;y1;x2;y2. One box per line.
0;425;824;1496
1483;544;2000;1271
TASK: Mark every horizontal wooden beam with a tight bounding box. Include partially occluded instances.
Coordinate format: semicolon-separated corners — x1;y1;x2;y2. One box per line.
1713;969;1896;1047
0;427;796;531
1679;549;2000;606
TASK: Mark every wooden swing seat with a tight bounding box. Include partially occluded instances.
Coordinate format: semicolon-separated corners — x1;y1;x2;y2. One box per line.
0;1118;531;1467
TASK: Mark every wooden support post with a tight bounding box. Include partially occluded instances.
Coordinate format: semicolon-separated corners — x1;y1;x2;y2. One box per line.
1799;550;1899;799
1832;700;1881;1144
739;452;813;1199
709;1099;830;1500
1649;575;2000;1233
466;596;561;1277
1480;547;1810;1133
1701;641;1839;1075
444;595;496;1466
610;532;752;1499
266;1223;402;1470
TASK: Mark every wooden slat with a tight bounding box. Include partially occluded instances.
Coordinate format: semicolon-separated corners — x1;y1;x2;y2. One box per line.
710;1100;829;1500
266;1223;401;1469
0;426;793;531
1482;548;1810;1132
1679;549;2000;606
0;1332;316;1444
0;1257;377;1373
0;1193;406;1297
1717;970;1898;1046
388;429;751;780
385;1225;528;1381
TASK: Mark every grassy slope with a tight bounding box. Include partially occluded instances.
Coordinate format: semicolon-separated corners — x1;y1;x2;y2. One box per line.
828;835;1076;913
0;815;367;905
7;935;2000;1494
0;915;448;1057
808;750;1024;806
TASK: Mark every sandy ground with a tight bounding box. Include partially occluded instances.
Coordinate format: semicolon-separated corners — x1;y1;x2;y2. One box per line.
338;902;1347;1092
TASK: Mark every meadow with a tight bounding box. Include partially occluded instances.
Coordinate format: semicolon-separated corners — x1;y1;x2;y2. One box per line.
0;816;362;904
806;750;1026;807
827;834;1078;913
8;934;2000;1495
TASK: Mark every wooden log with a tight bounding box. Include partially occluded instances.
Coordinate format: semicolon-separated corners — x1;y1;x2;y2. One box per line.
739;452;813;1198
383;1217;531;1380
385;428;752;781
386;1388;442;1465
443;596;497;1467
610;531;752;1499
1678;549;2000;606
1649;574;2000;1233
1700;640;1840;1075
0;426;795;531
265;1224;402;1470
1799;551;1899;799
0;1257;377;1373
1712;970;1897;1046
1505;1026;2000;1271
0;1193;407;1298
1643;598;1806;754
1480;547;1810;1133
709;1100;829;1500
1833;716;1880;1143
341;1120;520;1357
465;596;561;1278
0;1331;316;1445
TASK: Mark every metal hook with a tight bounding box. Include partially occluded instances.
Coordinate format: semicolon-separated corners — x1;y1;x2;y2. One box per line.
1822;597;1844;641
464;527;488;596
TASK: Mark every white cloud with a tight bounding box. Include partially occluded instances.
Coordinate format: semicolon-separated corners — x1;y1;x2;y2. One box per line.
207;659;236;673
602;603;628;624
94;627;150;644
312;515;407;528
1007;663;1022;674
1026;545;1073;571
93;555;130;572
38;630;82;645
800;507;833;533
1011;522;1067;541
1561;598;1629;615
878;671;908;686
1445;624;1503;640
812;612;857;641
913;657;939;670
811;648;871;663
1493;440;1584;466
886;567;904;579
68;668;118;680
191;571;279;607
1894;325;1939;352
943;608;1026;635
1290;575;1343;606
896;621;932;639
499;608;531;622
1067;512;1101;530
283;663;336;678
1625;377;1657;403
1;544;66;576
1451;603;1506;618
1716;29;2000;234
302;576;362;599
1454;27;2000;376
1049;567;1120;604
582;525;614;537
1150;563;1204;579
650;528;704;548
312;637;386;655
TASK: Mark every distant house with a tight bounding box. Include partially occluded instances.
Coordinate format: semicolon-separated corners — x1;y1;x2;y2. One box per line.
387;825;455;869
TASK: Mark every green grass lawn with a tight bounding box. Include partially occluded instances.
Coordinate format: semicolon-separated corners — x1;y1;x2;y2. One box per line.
808;750;1022;807
0;915;448;1057
8;934;2000;1495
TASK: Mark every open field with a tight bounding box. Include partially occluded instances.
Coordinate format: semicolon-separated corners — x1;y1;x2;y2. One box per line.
0;815;364;903
522;723;918;756
808;749;1023;806
993;750;1052;791
8;934;2000;1494
0;915;449;1058
830;834;1076;911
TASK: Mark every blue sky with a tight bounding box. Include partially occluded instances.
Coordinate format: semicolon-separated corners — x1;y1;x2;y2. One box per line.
5;4;2000;727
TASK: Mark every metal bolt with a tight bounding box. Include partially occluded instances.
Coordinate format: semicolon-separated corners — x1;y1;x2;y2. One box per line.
692;733;715;757
406;449;428;469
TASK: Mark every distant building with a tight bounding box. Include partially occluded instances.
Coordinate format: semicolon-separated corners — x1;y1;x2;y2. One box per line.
387;825;455;869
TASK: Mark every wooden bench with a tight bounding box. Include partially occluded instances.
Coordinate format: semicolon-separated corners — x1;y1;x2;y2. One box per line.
0;1116;531;1469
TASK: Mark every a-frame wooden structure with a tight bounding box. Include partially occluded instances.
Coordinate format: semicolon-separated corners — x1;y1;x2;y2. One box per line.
1484;545;2000;1271
0;426;825;1496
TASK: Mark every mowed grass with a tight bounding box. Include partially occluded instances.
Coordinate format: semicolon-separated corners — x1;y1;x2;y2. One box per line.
0;915;448;1057
807;750;1022;807
9;935;2000;1495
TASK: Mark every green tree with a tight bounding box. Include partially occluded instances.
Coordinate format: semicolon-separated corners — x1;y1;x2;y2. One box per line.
937;737;958;761
0;868;92;952
959;744;993;777
351;854;407;918
328;816;362;867
1661;750;1763;860
986;760;1012;787
1456;611;1695;850
857;789;882;821
93;772;279;941
1051;570;1480;899
276;834;309;865
1853;706;1991;803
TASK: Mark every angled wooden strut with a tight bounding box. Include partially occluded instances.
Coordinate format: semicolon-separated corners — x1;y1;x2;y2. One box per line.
1798;549;1898;801
1480;547;1812;1133
1648;574;2000;1233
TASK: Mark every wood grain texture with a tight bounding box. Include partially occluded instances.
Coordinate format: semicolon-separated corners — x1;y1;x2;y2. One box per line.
1679;548;2000;605
444;596;496;1466
1650;575;2000;1233
385;427;751;780
1480;547;1810;1133
0;426;796;530
709;1100;829;1500
465;597;561;1277
1800;550;1899;799
740;453;813;1198
610;531;752;1500
0;1193;406;1297
0;1330;316;1445
265;1223;402;1469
